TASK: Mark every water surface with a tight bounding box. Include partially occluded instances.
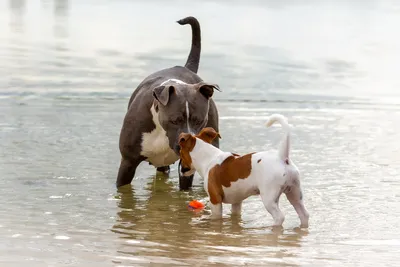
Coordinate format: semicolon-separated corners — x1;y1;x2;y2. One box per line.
1;1;400;266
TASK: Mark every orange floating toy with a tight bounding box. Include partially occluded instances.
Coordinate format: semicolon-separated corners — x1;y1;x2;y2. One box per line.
188;200;205;210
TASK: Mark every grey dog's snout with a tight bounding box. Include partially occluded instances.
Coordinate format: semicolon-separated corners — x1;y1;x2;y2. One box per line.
174;144;181;153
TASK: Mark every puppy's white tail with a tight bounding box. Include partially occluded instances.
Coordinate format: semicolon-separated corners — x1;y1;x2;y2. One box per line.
266;114;291;163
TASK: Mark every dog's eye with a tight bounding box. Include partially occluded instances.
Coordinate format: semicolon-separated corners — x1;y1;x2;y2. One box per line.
170;117;183;125
191;117;202;126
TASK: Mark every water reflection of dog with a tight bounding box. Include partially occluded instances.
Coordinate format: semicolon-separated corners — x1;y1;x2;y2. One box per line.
111;173;207;244
111;174;308;265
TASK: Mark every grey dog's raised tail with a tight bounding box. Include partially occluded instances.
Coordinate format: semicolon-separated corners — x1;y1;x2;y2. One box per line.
177;16;201;74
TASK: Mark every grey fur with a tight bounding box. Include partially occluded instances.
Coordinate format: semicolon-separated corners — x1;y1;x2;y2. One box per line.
117;17;220;189
177;16;201;73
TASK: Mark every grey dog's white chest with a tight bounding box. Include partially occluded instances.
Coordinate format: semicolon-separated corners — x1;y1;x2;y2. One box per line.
140;106;179;167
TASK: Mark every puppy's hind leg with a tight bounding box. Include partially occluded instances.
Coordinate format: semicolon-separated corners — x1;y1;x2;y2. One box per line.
260;187;285;226
231;202;242;216
285;185;309;228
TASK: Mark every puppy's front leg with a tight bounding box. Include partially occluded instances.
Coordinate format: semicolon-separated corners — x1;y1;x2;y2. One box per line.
231;202;242;216
210;203;223;219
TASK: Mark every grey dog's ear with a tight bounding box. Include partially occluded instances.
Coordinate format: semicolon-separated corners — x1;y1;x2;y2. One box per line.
153;85;175;106
196;82;221;99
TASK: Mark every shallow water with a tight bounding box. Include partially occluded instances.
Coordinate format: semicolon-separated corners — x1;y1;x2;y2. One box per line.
1;1;400;266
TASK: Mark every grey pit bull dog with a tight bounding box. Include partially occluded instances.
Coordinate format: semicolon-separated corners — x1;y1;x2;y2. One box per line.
117;16;221;190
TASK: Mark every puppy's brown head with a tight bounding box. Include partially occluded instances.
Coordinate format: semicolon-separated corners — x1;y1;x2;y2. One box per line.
178;127;221;176
178;132;196;175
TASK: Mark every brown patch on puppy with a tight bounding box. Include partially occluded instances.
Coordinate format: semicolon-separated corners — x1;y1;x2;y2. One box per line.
257;159;262;163
178;133;196;170
196;127;221;144
207;153;255;205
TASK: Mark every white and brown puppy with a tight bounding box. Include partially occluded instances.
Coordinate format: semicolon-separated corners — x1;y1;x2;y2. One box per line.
178;114;309;227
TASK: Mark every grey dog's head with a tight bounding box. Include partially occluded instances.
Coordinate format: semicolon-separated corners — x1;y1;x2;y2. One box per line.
152;80;220;155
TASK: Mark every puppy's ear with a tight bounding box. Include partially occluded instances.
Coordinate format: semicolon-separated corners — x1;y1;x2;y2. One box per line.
196;82;221;99
178;133;196;150
153;85;175;106
196;127;221;144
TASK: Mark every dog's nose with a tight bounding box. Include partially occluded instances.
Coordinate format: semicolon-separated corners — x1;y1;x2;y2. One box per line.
175;144;180;153
181;167;191;173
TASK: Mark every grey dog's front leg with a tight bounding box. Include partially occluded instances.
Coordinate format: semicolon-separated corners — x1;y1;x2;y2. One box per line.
178;160;194;190
116;157;144;188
